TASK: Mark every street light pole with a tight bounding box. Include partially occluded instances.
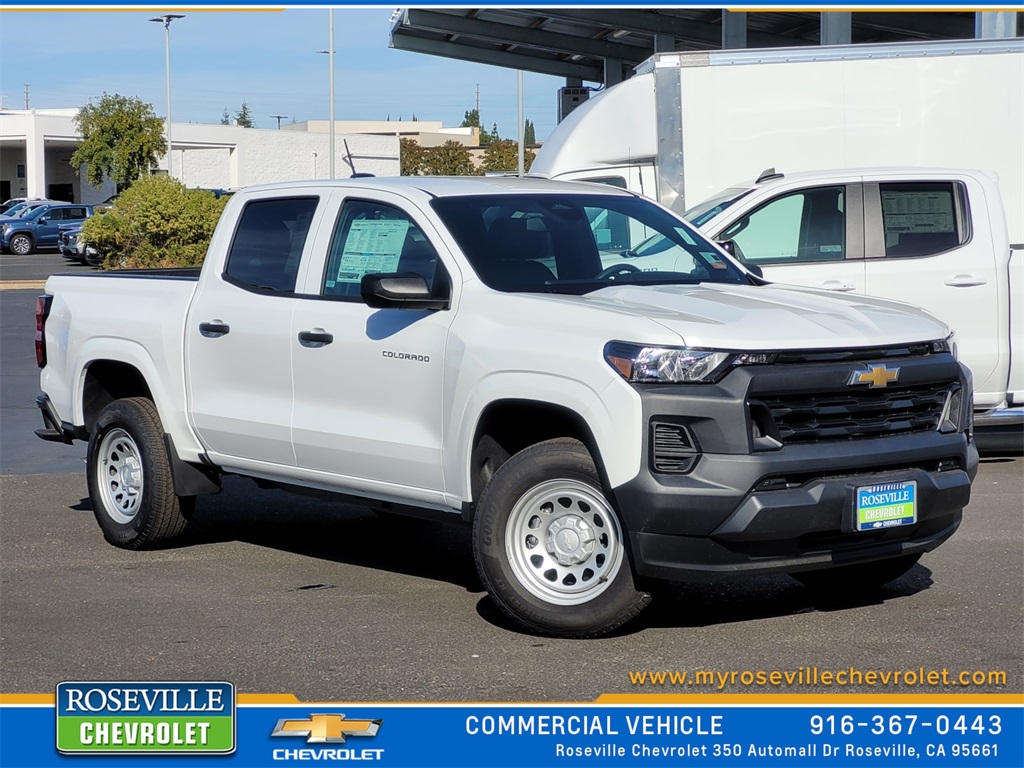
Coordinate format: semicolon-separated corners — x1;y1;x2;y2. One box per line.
149;14;185;179
316;9;336;180
329;9;335;179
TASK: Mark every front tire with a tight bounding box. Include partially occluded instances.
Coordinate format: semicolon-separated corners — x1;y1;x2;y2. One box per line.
9;233;33;255
472;438;649;637
87;397;192;549
791;553;921;592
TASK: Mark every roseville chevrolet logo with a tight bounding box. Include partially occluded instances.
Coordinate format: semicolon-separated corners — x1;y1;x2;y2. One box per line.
848;364;900;388
271;714;382;744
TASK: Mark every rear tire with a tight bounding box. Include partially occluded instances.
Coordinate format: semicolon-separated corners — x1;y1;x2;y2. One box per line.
87;397;193;549
791;553;921;592
472;438;649;637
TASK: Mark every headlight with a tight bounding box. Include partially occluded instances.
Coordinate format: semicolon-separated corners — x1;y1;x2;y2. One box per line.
1;223;10;233
605;342;738;383
931;333;958;360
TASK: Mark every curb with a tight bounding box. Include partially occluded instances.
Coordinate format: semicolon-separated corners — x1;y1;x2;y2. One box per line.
0;281;47;290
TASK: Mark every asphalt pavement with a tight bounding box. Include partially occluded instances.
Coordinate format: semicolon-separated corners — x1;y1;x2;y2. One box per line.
1;253;1021;702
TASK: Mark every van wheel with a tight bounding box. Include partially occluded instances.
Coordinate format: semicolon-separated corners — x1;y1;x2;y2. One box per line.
87;397;193;549
472;438;649;637
9;233;33;255
791;553;921;592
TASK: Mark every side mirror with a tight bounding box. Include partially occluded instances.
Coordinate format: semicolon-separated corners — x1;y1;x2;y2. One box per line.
718;240;763;278
37;216;49;224
360;272;448;311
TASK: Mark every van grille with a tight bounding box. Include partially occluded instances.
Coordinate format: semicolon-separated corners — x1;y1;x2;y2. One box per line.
752;382;952;443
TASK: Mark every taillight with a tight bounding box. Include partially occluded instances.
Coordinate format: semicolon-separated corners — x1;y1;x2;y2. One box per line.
35;294;52;368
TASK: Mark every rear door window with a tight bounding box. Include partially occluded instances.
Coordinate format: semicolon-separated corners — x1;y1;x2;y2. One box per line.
878;182;966;258
224;197;318;293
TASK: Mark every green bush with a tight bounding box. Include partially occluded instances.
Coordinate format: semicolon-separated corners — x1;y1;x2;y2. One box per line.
81;175;228;269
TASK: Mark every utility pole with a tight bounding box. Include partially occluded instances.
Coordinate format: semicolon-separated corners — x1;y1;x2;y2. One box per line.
23;84;30;109
475;83;480;115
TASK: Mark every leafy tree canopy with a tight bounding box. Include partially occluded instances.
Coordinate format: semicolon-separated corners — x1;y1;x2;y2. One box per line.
422;140;476;176
81;175;228;269
482;139;536;174
400;137;428;176
70;93;166;190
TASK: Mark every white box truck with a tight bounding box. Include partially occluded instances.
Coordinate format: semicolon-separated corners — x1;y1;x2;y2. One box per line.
531;38;1023;437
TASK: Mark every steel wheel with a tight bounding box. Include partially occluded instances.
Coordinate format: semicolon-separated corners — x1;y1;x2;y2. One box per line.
96;427;145;524
505;478;624;606
9;234;32;255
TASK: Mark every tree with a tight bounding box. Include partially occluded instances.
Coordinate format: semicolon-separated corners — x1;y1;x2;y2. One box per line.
524;118;536;146
400;137;427;176
461;108;497;145
482;139;536;174
70;93;166;191
220;108;231;126
81;174;228;269
422;140;476;176
235;102;255;128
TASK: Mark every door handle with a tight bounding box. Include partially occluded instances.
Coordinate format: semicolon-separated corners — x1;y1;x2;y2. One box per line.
819;280;856;292
199;321;230;338
298;329;334;348
944;275;987;287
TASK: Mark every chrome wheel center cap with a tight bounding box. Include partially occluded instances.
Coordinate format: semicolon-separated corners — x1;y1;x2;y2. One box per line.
546;516;596;566
120;457;142;493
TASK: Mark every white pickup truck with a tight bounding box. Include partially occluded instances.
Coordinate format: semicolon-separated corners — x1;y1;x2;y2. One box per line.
36;177;977;637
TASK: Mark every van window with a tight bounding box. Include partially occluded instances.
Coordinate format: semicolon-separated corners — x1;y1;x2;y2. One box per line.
879;182;965;258
720;186;846;265
224;197;318;293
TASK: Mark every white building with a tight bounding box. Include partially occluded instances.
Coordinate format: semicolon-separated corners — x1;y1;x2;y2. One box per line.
0;109;400;205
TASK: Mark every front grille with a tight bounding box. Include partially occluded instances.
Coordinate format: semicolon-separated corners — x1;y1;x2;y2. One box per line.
752;382;953;443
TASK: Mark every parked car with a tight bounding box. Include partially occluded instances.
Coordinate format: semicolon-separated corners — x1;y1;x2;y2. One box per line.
1;203;93;255
57;223;103;267
0;199;62;223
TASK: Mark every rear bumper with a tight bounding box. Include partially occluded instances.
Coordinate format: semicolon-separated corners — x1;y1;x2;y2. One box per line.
35;393;82;444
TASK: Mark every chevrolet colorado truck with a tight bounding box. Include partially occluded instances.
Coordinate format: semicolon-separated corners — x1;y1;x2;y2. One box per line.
35;177;977;637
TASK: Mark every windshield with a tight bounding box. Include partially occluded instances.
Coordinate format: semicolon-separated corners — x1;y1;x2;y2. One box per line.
682;187;752;228
431;194;746;295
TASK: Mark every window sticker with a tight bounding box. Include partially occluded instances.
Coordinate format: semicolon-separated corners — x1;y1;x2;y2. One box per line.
334;219;410;284
882;191;955;234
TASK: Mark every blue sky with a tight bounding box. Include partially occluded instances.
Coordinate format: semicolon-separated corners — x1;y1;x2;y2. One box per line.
0;8;566;141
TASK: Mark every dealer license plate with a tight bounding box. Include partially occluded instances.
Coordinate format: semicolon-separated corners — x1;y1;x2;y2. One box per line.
855;480;917;532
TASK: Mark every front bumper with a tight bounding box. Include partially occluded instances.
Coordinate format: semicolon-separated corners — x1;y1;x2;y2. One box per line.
611;353;977;581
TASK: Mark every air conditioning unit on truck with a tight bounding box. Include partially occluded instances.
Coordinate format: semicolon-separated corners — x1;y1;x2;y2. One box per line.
530;39;1024;440
36;177;977;637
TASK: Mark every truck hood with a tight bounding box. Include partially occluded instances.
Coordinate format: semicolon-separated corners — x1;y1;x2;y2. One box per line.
578;282;949;349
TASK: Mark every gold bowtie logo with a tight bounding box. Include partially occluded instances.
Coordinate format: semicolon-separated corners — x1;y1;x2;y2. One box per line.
849;365;900;388
271;714;382;743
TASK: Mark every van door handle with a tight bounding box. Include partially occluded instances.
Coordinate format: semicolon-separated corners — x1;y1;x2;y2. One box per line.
819;280;856;292
199;321;230;338
298;329;334;348
944;275;987;287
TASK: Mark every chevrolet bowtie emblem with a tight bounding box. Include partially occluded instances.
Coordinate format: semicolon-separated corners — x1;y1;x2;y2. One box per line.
271;714;382;744
848;364;900;388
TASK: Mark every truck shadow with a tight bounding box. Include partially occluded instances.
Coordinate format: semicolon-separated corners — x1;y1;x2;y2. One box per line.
113;476;935;635
474;565;933;636
178;477;484;593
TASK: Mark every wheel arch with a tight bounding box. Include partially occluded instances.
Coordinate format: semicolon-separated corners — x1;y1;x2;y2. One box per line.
464;399;610;517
